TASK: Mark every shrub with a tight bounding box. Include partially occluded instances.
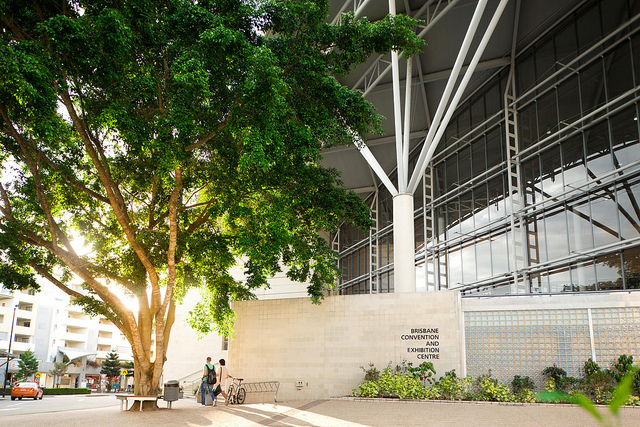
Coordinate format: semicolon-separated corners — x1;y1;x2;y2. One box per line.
376;368;429;399
511;375;535;394
360;363;380;382
474;378;516;402
353;381;381;398
43;388;91;395
430;370;473;400
542;365;567;384
517;388;538;403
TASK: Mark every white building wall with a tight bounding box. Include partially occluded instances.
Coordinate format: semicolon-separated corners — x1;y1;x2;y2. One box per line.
228;291;462;402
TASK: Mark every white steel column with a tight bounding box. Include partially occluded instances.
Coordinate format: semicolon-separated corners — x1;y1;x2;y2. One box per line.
393;193;416;292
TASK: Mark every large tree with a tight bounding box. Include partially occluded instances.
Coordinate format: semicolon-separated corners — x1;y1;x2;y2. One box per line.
0;0;422;401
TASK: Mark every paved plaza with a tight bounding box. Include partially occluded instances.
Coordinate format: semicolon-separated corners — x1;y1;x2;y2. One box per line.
2;396;640;426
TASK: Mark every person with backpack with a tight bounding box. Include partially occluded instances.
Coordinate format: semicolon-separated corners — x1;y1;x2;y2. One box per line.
200;357;217;407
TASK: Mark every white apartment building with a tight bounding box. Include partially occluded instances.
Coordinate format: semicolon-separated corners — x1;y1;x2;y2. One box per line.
0;282;133;389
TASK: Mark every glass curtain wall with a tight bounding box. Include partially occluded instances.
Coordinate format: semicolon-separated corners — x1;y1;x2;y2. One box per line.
334;0;640;295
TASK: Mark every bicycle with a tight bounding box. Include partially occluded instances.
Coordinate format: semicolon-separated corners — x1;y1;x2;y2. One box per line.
226;376;246;404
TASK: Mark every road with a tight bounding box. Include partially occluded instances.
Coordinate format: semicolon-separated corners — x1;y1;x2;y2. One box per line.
0;394;119;415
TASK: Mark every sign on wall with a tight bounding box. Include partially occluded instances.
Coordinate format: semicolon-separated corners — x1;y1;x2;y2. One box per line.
401;327;440;360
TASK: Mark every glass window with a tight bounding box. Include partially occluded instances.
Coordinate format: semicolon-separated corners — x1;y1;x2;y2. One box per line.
580;59;605;115
517;52;536;95
473;183;489;229
605;41;633;101
522;155;541;206
491;229;509;276
486;126;503;169
557;74;581;127
567;197;594;253
623;246;640;289
571;260;596;291
529;270;549;293
519;102;538;149
561;134;587;188
472;136;487;177
544;206;569;261
616;178;640;241
590;187;621;247
631;33;640;87
596;252;623;290
600;0;628;48
548;265;572;292
434;162;446;197
554;21;578;65
476;235;492;280
485;81;501;118
585;120;613;179
447;198;461;238
436;205;446;241
471;95;486;137
535;38;557;82
458;108;471;138
459;146;471;184
446;156;458;194
610;106;640;170
447;245;463;287
460;191;474;235
461;239;477;284
540;145;564;199
488;174;506;222
526;212;548;264
576;4;602;55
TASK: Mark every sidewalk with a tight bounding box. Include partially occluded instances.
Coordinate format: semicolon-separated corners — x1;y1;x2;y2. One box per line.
3;396;640;426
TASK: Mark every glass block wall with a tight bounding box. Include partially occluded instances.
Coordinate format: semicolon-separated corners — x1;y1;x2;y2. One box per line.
465;306;640;387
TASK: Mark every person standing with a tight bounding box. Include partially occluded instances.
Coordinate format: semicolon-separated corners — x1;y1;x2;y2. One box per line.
215;359;230;405
200;357;216;407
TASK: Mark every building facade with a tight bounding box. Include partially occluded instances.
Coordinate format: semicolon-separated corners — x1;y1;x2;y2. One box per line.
333;0;640;299
0;283;133;389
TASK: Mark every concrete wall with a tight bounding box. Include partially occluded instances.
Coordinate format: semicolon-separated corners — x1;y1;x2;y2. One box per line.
229;291;462;401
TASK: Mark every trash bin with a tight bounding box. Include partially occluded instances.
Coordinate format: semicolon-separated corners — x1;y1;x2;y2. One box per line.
163;380;180;402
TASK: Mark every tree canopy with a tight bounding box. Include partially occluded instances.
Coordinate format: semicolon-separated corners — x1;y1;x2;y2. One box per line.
0;0;422;396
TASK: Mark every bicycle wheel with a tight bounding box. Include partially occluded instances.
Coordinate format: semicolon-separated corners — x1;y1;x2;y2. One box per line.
227;387;235;404
236;387;246;404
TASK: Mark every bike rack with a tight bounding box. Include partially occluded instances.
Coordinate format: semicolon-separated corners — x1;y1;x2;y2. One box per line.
240;381;280;402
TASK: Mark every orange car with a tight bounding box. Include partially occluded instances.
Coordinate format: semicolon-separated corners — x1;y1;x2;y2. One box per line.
11;382;43;400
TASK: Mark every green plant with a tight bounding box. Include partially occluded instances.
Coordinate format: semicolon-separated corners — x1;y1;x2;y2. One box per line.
542;365;567;384
573;370;637;426
517;388;538;403
360;363;380;382
43;388;92;395
474;378;516;402
406;362;436;385
584;358;601;377
353;381;381;398
511;375;535;394
430;370;473;400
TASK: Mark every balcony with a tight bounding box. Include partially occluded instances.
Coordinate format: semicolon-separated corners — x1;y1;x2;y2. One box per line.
60;331;88;343
0;288;12;300
15;308;35;319
11;341;33;352
13;325;34;336
97;336;114;346
61;316;90;328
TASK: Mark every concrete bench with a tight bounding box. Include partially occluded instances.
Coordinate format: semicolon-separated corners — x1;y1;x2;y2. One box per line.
115;394;164;411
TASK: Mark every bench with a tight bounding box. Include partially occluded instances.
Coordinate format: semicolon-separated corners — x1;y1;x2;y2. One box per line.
115;394;165;411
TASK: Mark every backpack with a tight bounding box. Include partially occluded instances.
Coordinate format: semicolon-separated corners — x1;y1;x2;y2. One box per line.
206;365;217;385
